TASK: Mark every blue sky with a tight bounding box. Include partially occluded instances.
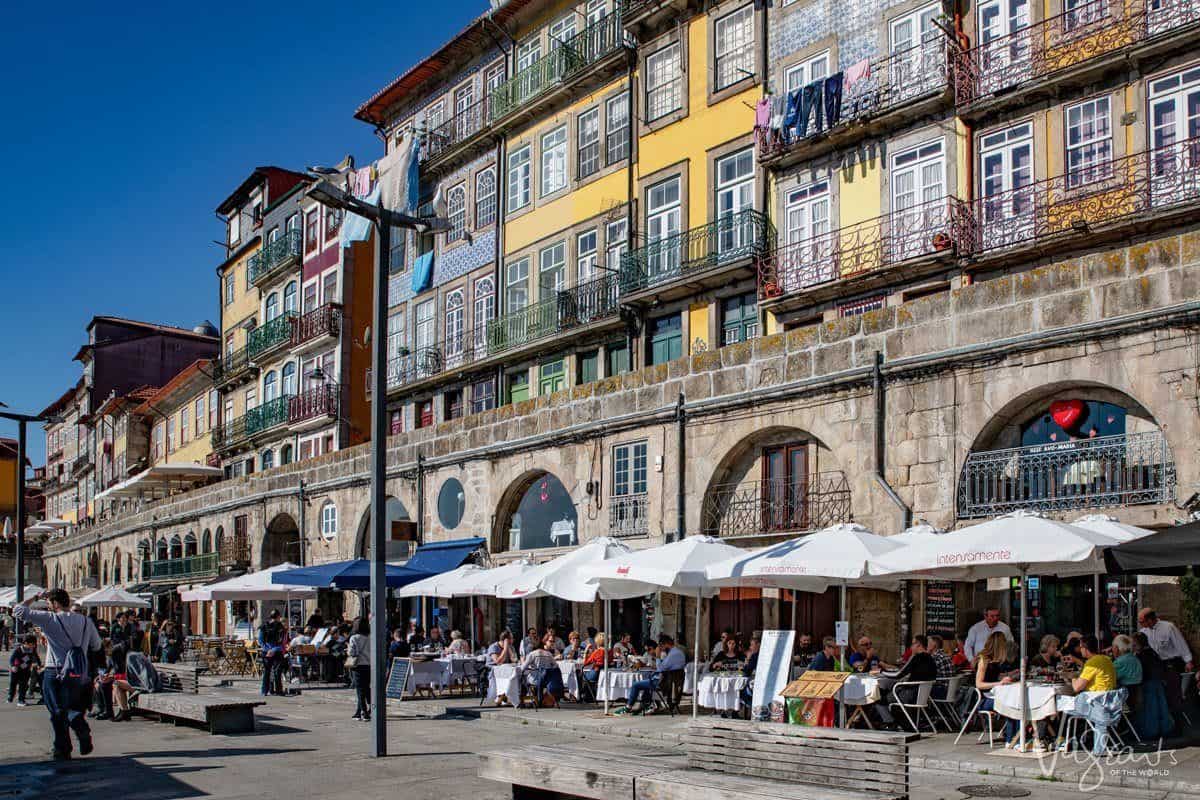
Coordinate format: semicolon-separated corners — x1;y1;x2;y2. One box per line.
0;2;479;465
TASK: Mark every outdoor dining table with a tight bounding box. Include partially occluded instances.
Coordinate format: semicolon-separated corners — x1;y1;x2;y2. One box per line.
596;668;654;702
557;659;581;699
992;682;1070;721
407;658;452;695
486;663;523;707
695;672;749;711
838;672;898;728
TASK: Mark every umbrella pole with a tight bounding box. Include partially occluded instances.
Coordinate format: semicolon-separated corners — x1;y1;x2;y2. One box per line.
604;598;611;716
1019;568;1029;751
839;580;847;728
1093;573;1101;640
470;595;476;654
693;589;701;720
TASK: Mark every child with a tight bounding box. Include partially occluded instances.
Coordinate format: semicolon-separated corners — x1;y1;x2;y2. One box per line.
8;634;41;706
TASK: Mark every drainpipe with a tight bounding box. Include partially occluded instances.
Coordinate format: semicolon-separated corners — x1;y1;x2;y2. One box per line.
873;350;912;648
624;50;637;369
494;134;507;403
757;2;771;339
296;479;306;568
675;392;686;540
416;452;426;544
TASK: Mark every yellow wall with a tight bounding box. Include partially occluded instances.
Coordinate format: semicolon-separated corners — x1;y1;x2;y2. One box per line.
837;153;882;229
155;384;214;467
221;248;260;347
688;303;710;354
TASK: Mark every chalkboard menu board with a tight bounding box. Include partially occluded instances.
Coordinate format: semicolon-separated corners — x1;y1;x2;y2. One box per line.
925;581;957;638
385;658;412;699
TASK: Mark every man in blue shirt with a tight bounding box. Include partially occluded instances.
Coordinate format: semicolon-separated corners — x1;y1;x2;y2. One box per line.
615;635;686;715
808;636;841;671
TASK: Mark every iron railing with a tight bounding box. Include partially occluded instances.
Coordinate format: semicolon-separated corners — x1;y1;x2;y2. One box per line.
701;472;853;538
489;13;627;121
958;431;1175;518
289;384;339;424
609;494;650;538
758;197;970;300
71;452;93;475
956;0;1200;107
246;395;292;436
971;138;1200;257
144;552;219;582
211;414;248;451
247;312;296;359
424;95;493;163
759;30;953;160
622;209;775;294
213;345;256;385
293;303;342;348
247;229;302;287
219;530;251;567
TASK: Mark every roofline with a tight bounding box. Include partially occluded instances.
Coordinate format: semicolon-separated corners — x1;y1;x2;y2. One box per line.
215;235;262;275
40;380;83;420
133;359;213;414
216;166;311;215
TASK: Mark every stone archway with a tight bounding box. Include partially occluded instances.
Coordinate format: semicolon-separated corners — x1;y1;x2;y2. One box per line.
353;497;413;561
492;470;578;554
262;512;300;569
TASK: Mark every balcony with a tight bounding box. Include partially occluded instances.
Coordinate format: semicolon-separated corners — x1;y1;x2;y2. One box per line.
218;531;251;567
955;0;1200;114
211;414;248;452
620;210;775;302
700;473;853;539
47;447;63;462
422;95;494;172
213;345;257;387
384;274;621;393
489;13;628;126
759;30;954;167
245;395;292;437
247;312;296;360
958;431;1175;518
143;552;219;583
968;139;1200;265
289;384;339;427
292;303;342;351
247;229;302;288
758;196;971;309
71;452;93;475
619;0;694;33
609;494;649;538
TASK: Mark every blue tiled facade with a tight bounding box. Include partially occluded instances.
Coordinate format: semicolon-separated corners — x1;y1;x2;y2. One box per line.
770;0;916;82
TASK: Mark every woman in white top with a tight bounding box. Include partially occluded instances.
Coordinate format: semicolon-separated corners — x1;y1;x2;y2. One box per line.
348;617;372;722
446;630;471;656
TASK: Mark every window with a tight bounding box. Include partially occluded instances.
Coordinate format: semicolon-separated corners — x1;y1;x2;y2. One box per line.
209;390;219;428
838;295;886;317
578;350;599;383
577;230;598;284
280;444;293;465
224;272;235;306
785;51;830;93
324;206;342;241
228;212;241;246
245;387;258;410
224;399;234;429
979;123;1034;246
506;257;529;312
195;396;205;436
303;282;318;313
506;370;530;404
265;292;279;322
180;407;190;444
417;399;434;428
1148;68;1200;196
282;362;297;396
1064;0;1106;30
438;477;467;529
714;6;754;90
541;126;567;196
605;219;628;272
549;13;576;46
508;145;531;210
261;449;274;471
612;441;648;496
578;108;601;179
446;184;467;243
891;139;946;260
762;442;811;530
715;148;755;253
304;210;319;254
444;289;465;361
284;281;298;314
472;377;496;414
426;100;445;132
475;168;497;228
605;95;630;164
153;423;163;459
649;314;682;364
587;0;608;23
322;270;339;304
453;83;474;138
485;64;505;93
444;389;464;421
721;292;759;344
539;242;566;297
263;370;278;402
389;410;404;435
1065;97;1112;187
784;179;831;245
387;310;406;361
389;227;407;275
645;177;681;279
538;359;565;395
473;276;495;352
646;43;682;121
166;417;175;454
415;299;436;352
320;503;338;539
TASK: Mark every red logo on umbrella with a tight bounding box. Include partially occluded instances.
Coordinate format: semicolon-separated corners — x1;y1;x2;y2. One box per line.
616;566;630;575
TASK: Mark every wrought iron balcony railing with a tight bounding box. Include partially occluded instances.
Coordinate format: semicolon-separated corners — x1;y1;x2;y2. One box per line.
211;414;247;451
955;0;1200;108
218;531;251;567
144;552;219;582
758;197;970;301
424;96;493;164
621;209;774;295
958;431;1175;518
247;312;296;359
245;395;292;437
289;384;339;425
71;452;93;475
701;472;853;538
247;229;302;287
971;138;1200;259
213;345;257;385
759;31;953;161
293;303;342;349
489;13;626;122
609;494;650;538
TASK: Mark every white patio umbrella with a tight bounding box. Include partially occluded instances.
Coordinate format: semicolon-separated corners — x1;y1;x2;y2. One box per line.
0;584;46;607
396;564;487;650
580;535;748;718
1073;514;1154;638
78;585;152;609
180;563;316;602
870;510;1122;749
448;560;534;649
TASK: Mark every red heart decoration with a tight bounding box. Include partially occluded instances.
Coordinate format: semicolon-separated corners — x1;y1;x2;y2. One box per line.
1050;399;1086;431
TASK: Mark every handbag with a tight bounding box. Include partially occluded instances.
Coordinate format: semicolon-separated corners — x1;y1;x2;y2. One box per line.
345;655;359;669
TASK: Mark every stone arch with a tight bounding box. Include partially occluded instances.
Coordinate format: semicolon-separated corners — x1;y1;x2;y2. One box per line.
184;532;198;557
202;529;212;553
353;496;412;560
102;560;109;586
492;469;578;553
698;425;850;538
169;535;182;560
214;526;225;555
113;547;123;584
262;512;300;569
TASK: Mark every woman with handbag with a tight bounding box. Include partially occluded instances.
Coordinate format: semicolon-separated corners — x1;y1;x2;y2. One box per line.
348;617;372;722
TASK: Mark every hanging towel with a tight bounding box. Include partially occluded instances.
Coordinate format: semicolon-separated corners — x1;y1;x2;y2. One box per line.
754;97;771;129
411;251;434;294
340;184;379;247
353;166;373;197
844;58;871;92
770;94;786;130
824;73;844;128
406;138;422;213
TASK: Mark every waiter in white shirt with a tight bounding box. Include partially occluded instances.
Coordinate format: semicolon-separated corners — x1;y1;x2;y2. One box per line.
1138;608;1193;672
962;607;1014;662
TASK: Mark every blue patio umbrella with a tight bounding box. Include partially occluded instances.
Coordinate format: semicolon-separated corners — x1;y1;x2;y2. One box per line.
271;559;430;591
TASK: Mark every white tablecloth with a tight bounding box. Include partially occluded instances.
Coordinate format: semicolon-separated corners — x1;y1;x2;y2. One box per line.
558;660;581;697
437;656;478;683
407;659;451;694
696;673;749;711
486;664;523;707
838;673;897;705
596;669;654;701
992;683;1066;721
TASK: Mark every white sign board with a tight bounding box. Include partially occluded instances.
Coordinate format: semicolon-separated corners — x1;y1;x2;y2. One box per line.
750;629;795;723
835;621;849;647
311;627;330;647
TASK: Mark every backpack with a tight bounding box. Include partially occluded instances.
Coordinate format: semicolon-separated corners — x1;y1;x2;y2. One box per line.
53;615;91;681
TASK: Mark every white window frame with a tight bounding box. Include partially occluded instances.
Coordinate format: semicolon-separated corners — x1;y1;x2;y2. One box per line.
578;108;601;179
1065;97;1112;187
540;126;568;196
446;183;467;242
539;241;566;297
506;257;529;312
646;43;682;121
605;219;628;273
475;167;497;228
320;502;338;539
473;276;495;352
577;230;598;284
612;440;648;497
508;145;531;210
785;50;830;93
414;299;436;353
549;13;577;46
714;5;755;91
605;95;630;165
445;288;465;360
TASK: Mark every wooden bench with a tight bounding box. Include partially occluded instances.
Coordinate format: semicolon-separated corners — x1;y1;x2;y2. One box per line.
479;720;915;800
135;692;265;735
154;662;202;694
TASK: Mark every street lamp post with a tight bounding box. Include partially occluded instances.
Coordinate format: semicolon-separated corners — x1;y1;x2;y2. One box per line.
306;177;447;758
0;408;59;632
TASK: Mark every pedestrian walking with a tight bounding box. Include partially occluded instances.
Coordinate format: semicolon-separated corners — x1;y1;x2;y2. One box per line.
0;611;12;651
258;610;286;696
8;634;41;705
347;617;371;721
12;589;102;760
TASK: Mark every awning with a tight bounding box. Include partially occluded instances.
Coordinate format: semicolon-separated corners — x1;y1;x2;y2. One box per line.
271;559;429;591
94;462;223;504
404;537;486;576
1104;520;1199;575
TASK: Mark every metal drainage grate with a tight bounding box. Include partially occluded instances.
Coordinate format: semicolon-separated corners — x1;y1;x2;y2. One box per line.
957;785;1032;798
